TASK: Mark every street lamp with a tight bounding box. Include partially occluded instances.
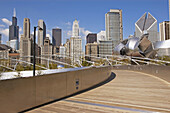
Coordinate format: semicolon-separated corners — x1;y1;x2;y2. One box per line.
33;26;43;76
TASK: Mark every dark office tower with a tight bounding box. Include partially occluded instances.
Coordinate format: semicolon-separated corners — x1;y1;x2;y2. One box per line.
52;28;62;47
9;8;19;41
86;33;97;44
0;34;1;44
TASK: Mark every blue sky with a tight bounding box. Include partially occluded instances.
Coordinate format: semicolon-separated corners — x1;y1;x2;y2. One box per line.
0;0;169;49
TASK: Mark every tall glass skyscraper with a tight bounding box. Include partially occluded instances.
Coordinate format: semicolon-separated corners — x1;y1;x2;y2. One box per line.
52;28;62;47
105;9;123;48
9;8;19;49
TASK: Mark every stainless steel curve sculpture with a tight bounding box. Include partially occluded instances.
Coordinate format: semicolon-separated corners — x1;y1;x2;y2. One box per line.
114;34;158;58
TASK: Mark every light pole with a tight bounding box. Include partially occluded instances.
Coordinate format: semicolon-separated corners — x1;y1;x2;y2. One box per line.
33;26;43;76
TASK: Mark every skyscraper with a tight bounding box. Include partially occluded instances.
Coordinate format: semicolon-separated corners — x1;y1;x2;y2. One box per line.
159;21;170;41
9;8;19;50
52;28;61;47
105;9;123;48
20;18;32;63
41;37;53;65
86;33;97;44
38;20;46;47
72;19;79;38
135;12;159;42
70;37;82;64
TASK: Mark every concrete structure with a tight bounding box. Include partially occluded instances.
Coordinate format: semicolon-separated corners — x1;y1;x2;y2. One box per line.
159;21;170;41
0;34;1;44
20;18;32;63
9;8;19;50
97;30;106;42
105;9;123;48
52;28;61;47
38;20;46;47
70;37;82;64
41;37;53;65
72;19;79;38
85;42;99;61
86;33;97;44
0;66;111;113
135;12;159;42
99;40;114;57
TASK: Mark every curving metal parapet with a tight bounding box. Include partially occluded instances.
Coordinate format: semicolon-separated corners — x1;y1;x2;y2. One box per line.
0;66;112;113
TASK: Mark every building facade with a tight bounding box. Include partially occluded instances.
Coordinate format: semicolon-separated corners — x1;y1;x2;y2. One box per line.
86;33;97;44
105;9;123;48
159;21;170;41
9;9;19;50
70;37;82;64
85;42;99;61
135;12;159;42
52;28;62;47
72;19;79;38
99;40;114;57
20;18;32;63
38;20;46;47
41;37;53;65
59;45;66;57
64;39;70;57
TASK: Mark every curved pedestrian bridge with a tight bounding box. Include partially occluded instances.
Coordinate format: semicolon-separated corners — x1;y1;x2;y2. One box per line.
27;70;170;113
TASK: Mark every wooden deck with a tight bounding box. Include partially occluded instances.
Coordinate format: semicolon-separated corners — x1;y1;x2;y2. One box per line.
27;70;170;113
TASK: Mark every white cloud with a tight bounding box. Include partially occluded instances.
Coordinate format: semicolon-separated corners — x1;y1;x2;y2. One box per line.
0;24;5;27
19;27;22;32
31;30;38;37
65;22;72;29
2;18;12;26
67;30;72;38
79;27;91;39
0;28;9;37
46;34;52;41
65;22;71;26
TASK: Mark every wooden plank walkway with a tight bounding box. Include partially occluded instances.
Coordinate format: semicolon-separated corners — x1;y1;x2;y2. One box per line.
27;70;170;113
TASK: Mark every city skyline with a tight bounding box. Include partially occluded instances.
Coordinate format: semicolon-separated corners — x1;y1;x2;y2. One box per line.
0;0;169;47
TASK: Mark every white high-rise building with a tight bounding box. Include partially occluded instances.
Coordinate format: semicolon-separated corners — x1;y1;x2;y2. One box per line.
105;9;123;48
38;20;46;47
59;45;66;57
70;37;82;64
72;19;79;38
135;12;159;43
20;18;32;63
159;21;170;41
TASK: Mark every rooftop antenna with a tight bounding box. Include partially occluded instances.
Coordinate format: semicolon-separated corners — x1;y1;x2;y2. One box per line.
13;8;16;17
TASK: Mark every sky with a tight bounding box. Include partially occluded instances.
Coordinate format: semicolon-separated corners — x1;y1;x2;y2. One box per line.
0;0;169;51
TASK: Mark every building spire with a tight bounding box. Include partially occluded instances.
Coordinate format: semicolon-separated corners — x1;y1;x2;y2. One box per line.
13;8;16;17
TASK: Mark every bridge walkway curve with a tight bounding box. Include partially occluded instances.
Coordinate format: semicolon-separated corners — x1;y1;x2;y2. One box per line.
27;70;170;113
